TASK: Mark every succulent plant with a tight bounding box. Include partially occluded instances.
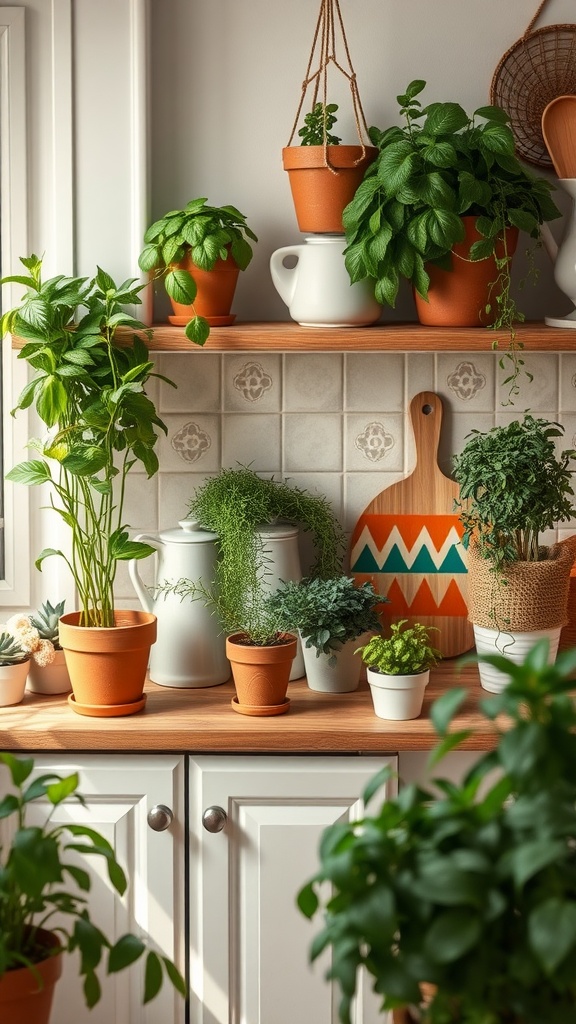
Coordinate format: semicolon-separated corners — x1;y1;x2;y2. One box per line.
0;632;28;666
29;599;65;647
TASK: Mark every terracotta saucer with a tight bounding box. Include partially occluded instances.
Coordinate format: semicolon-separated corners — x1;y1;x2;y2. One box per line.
168;314;236;327
231;696;290;717
67;693;147;718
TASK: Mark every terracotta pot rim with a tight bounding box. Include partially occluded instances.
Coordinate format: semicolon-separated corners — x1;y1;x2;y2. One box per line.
227;631;297;649
60;610;156;632
282;144;377;171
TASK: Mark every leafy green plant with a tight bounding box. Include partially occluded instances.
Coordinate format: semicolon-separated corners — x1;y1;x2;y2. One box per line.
2;254;174;628
29;600;66;648
342;79;561;401
298;102;341;146
0;751;186;1007
0;632;28;666
266;575;382;659
138;197;258;346
298;639;576;1024
355;619;441;675
453;415;576;573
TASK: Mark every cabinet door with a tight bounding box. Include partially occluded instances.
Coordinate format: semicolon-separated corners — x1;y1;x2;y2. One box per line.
189;753;397;1024
23;753;186;1024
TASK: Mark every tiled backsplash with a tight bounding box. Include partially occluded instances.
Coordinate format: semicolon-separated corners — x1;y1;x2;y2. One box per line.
115;347;576;601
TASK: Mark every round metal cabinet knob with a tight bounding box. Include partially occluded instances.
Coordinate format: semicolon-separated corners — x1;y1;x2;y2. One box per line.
202;805;227;833
147;804;174;832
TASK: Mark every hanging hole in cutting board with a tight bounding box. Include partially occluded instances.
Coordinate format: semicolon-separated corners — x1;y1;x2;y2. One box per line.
422;403;433;415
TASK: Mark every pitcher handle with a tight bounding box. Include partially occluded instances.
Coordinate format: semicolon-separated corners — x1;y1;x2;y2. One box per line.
128;533;161;613
269;245;302;307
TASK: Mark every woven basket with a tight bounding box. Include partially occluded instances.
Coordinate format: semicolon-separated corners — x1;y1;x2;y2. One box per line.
491;2;576;168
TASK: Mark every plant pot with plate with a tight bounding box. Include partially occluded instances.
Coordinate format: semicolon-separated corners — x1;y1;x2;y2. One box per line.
453;414;576;693
267;575;382;693
138;197;258;346
2;255;173;717
0;751;185;1023
355;619;441;720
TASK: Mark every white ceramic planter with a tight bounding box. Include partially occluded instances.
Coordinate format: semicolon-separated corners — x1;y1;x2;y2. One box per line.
301;635;362;693
473;624;562;693
0;660;30;706
367;667;430;721
27;649;71;695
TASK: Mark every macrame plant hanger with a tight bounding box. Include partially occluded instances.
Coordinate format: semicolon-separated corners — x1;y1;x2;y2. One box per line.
286;0;371;173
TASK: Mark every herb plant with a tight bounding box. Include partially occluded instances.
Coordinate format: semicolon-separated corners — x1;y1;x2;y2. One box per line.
298;102;341;146
2;255;173;628
266;576;382;658
355;619;441;675
138;197;258;346
342;79;561;401
453;415;576;572
0;751;186;1008
298;639;576;1024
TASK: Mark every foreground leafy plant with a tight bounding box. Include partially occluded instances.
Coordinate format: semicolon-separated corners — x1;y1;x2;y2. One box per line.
355;619;441;675
2;255;174;627
298;640;576;1024
0;752;186;1007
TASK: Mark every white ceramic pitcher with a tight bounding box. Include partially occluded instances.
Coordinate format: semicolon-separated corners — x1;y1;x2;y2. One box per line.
269;235;382;327
128;519;230;688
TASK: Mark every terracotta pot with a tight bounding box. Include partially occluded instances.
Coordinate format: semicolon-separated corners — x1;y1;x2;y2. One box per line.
27;649;71;695
59;610;157;713
168;251;240;326
226;632;297;716
413;217;519;327
282;145;377;234
0;928;62;1024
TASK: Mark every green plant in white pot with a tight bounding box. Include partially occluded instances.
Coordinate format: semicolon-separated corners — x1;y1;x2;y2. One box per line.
1;254;175;715
452;414;576;692
355;620;441;720
267;575;383;693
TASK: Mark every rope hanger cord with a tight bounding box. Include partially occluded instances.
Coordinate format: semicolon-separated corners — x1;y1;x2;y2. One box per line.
523;0;552;37
286;0;371;173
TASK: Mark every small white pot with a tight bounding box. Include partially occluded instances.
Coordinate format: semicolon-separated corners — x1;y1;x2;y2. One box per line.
301;635;362;693
0;660;30;706
473;624;562;693
367;667;430;721
27;649;72;695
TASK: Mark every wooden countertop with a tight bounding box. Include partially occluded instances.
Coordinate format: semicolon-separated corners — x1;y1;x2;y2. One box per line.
0;661;499;754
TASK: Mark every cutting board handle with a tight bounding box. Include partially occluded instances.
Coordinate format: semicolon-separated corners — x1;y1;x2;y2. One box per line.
409;390;444;480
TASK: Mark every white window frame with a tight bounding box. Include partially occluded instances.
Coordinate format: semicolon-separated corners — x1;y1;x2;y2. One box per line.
0;7;30;606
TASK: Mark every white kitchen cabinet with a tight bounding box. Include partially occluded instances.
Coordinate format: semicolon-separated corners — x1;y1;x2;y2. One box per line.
189;753;397;1024
24;753;186;1024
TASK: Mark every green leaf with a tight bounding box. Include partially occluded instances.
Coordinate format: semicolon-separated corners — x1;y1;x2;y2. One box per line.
510;839;568;888
430;687;468;735
185;315;210;346
164;268;196;305
143;950;163;1004
36;375;68;427
297;880;319;920
424;909;482;963
422;101;469;136
529;899;576;973
0;752;34;786
108;934;145;973
377;141;417;195
138;243;161;272
162;956;187;997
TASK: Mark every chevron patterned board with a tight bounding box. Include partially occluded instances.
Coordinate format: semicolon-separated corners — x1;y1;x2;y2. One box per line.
350;392;474;659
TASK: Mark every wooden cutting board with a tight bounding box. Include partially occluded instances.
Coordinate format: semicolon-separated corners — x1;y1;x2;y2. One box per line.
350;391;474;659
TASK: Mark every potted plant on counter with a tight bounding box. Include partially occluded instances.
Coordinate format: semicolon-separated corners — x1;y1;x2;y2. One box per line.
9;601;71;695
355;619;441;720
297;639;576;1024
0;629;30;708
0;751;186;1023
342;79;561;400
266;575;383;693
138;197;258;345
1;254;175;716
452;414;576;693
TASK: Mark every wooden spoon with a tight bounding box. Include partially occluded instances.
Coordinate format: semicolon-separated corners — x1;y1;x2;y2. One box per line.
542;95;576;178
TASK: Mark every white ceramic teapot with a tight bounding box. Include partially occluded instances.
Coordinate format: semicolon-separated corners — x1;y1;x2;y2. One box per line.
128;519;230;688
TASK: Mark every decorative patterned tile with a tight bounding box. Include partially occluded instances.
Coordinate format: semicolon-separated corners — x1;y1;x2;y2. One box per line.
223;354;281;411
283;354;343;411
345;413;403;472
157;415;221;471
437;352;494;409
283;413;343;472
221;413;281;472
344;353;404;411
156;353;221;412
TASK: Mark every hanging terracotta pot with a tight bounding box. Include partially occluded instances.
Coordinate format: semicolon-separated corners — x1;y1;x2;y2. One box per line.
59;610;157;717
282;145;377;234
167;250;240;327
0;928;62;1024
413;217;519;327
226;632;297;716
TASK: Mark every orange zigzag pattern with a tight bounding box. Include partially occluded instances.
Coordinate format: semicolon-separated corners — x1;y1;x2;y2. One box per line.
353;573;469;617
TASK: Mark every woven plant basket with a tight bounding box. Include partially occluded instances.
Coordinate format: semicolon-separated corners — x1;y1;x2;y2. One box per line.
466;537;576;631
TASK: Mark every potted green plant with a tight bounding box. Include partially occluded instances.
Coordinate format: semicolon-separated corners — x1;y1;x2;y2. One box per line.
0;750;185;1023
342;79;561;400
1;254;174;716
0;629;30;707
10;601;71;695
298;639;576;1024
266;575;382;692
138;197;258;345
452;414;576;692
355;619;441;720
